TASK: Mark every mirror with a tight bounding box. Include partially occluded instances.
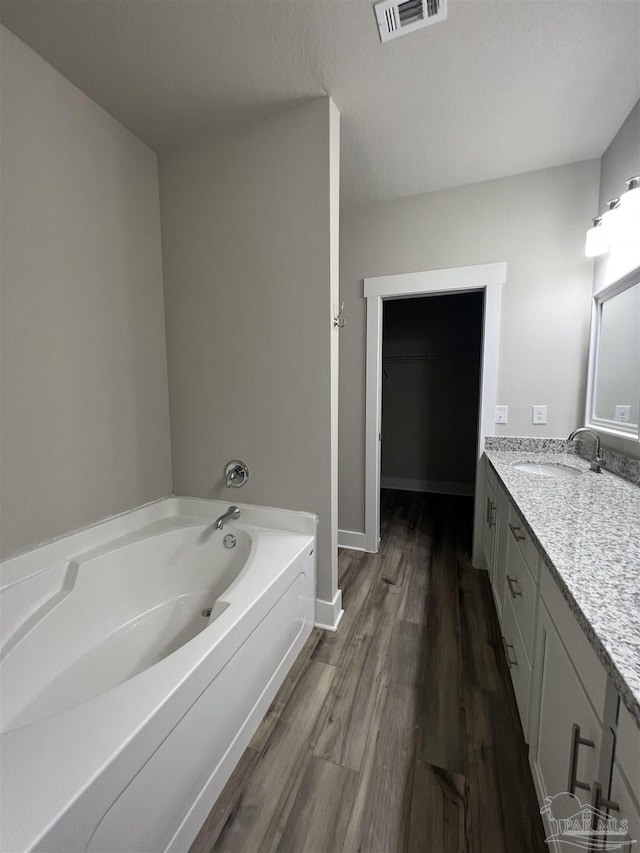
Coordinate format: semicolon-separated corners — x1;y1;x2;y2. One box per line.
587;268;640;440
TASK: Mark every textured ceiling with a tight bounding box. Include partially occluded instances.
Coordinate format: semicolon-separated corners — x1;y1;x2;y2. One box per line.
1;0;638;206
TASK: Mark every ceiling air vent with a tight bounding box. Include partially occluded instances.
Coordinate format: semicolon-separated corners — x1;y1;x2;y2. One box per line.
374;0;447;42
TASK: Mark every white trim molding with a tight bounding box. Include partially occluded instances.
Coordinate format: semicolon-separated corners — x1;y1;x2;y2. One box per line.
315;589;344;631
363;263;507;299
364;262;506;563
337;530;368;551
585;265;640;444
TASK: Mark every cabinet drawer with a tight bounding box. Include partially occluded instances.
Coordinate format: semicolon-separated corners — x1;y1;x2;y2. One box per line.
617;702;640;802
502;593;532;738
608;764;640;853
505;532;538;663
540;562;608;722
507;503;539;583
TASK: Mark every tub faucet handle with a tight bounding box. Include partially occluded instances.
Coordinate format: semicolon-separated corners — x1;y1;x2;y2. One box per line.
224;460;250;488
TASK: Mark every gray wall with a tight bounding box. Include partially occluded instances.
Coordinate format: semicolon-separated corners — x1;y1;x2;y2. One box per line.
0;26;172;558
339;159;600;533
159;98;339;604
381;294;482;490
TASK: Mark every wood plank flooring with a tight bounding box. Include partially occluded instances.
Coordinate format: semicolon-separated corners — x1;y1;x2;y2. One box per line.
190;491;546;853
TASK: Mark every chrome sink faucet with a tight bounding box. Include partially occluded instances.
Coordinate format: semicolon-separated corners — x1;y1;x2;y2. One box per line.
568;428;603;473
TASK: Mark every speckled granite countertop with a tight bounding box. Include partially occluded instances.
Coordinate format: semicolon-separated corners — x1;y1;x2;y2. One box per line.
484;447;640;729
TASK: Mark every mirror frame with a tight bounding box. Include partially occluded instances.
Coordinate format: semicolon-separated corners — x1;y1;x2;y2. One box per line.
586;265;640;442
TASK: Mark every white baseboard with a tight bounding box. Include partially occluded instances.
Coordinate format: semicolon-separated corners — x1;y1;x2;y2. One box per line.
380;476;475;497
315;589;344;632
337;529;367;550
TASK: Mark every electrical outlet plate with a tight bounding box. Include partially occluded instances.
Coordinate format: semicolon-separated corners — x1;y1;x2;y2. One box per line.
532;405;547;425
615;405;632;423
495;405;508;424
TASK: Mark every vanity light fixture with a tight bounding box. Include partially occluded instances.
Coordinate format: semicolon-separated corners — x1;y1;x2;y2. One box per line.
620;175;640;215
585;216;608;258
586;177;640;256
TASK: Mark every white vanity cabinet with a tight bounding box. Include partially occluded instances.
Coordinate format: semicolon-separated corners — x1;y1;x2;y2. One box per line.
483;463;540;739
482;459;640;848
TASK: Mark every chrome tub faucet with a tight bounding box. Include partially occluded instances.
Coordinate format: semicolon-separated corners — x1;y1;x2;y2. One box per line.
201;505;241;542
213;506;241;530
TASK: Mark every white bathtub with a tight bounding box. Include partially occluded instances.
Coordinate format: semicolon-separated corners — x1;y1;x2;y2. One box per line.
0;497;317;852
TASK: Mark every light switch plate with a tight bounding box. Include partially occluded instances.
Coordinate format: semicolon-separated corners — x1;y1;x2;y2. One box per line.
532;405;547;425
615;405;632;423
495;406;508;424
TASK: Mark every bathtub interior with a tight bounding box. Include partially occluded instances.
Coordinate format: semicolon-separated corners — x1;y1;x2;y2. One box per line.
0;517;250;733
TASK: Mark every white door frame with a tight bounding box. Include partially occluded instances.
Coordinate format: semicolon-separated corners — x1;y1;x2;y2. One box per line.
364;262;506;566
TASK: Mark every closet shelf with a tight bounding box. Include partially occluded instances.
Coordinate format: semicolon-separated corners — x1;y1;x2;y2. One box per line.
382;352;478;364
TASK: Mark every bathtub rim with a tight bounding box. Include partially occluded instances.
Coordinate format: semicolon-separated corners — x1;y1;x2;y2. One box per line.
1;495;317;591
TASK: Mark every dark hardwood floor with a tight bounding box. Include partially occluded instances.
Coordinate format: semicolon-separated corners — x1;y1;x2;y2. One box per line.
190;490;546;853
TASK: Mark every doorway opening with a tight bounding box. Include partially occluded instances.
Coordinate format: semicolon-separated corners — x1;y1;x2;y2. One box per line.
381;291;484;500
363;262;505;564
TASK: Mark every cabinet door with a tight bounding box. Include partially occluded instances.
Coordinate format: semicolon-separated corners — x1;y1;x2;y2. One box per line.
530;603;603;828
483;479;497;576
492;505;508;622
616;702;640;805
607;764;640;853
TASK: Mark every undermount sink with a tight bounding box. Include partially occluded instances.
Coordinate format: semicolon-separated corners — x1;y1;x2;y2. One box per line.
512;462;583;479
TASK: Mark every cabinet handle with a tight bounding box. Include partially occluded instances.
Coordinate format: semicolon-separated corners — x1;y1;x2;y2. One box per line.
502;636;518;668
506;575;523;598
509;522;526;542
567;723;595;795
486;498;497;528
591;782;620;831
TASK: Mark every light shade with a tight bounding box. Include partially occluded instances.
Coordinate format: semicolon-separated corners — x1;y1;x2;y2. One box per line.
620;176;640;215
600;198;622;242
602;194;640;245
585;217;608;257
